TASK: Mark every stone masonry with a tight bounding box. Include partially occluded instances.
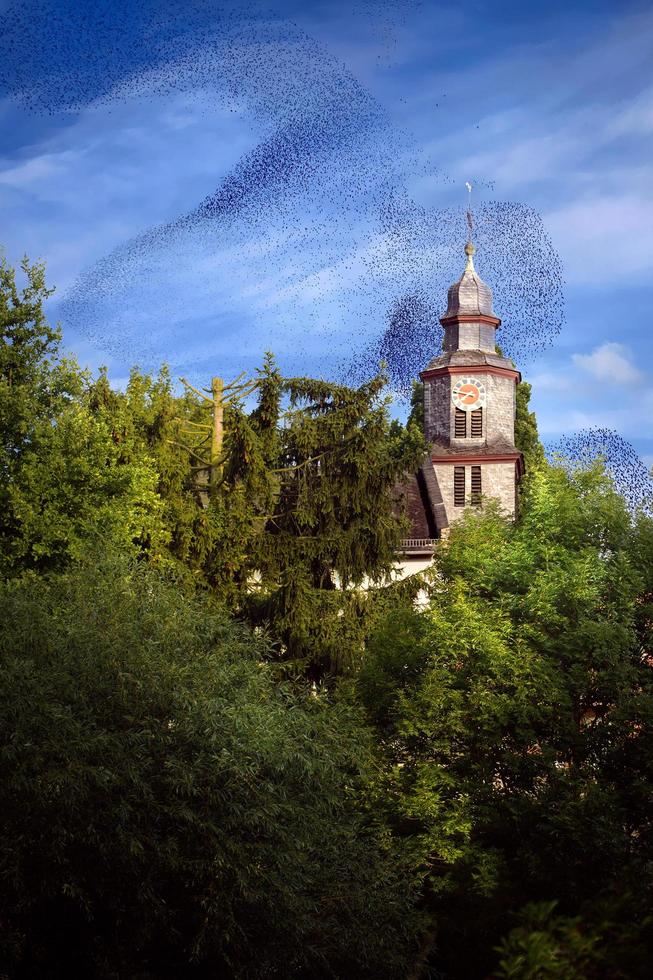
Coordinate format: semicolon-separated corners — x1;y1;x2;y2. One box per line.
419;241;523;527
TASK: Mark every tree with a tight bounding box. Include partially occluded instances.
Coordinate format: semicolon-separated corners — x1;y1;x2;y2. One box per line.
82;364;218;581
0;556;419;978
1;252;425;671
205;355;426;677
407;379;424;431
358;461;653;978
494;344;545;475
515;380;545;473
0;255;167;574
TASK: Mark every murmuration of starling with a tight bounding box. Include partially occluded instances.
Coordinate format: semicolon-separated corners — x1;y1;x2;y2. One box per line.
548;428;653;517
1;0;564;396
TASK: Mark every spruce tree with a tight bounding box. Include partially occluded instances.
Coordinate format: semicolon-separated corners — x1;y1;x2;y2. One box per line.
208;355;425;676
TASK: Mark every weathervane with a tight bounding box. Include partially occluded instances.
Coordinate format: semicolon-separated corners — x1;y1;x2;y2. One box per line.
464;181;475;265
465;180;474;242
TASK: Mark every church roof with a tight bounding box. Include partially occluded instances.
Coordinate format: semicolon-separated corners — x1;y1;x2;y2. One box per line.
423;349;518;374
442;242;495;320
395;462;448;551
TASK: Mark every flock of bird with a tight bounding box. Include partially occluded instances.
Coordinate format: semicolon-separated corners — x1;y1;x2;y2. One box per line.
0;0;649;512
549;429;653;517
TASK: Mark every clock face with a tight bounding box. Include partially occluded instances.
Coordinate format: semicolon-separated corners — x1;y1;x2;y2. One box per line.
451;376;486;412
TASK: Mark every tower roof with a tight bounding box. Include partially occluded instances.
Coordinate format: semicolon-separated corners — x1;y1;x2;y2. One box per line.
442;242;495;320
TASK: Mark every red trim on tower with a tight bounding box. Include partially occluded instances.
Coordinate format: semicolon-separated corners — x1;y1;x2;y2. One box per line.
432;452;521;465
440;313;501;327
421;365;521;382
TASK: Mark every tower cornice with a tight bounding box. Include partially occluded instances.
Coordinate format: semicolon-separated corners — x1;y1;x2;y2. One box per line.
431;451;525;478
420;364;521;383
439;312;501;328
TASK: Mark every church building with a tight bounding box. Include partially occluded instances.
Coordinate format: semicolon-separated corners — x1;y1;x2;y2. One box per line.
398;239;524;572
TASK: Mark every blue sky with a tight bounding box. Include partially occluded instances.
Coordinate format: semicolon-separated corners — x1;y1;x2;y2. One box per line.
1;0;652;469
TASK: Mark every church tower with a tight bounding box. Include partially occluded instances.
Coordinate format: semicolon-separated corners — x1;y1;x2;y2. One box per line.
420;240;523;525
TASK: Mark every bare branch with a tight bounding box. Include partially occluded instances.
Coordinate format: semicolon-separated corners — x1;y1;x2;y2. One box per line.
223;370;248;391
165;438;211;465
173;418;211;429
179;377;214;404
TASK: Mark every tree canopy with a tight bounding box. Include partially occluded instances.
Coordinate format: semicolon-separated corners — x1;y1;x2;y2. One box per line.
2;251;653;978
0;557;418;979
359;463;653;978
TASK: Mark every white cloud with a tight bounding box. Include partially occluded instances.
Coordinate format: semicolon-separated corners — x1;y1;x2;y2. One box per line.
411;8;653;287
606;86;653;138
572;342;645;385
544;194;653;283
526;371;573;392
0;151;80;187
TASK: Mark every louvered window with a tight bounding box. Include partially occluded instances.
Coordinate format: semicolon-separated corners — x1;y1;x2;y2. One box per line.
454;466;465;507
470;466;482;506
470;408;483;438
454;408;467;437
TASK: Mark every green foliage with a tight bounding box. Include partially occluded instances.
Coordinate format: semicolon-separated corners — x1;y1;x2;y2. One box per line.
496;902;600;980
495;344;545;475
1;254;423;666
0;557;418;978
0;257;168;574
359;462;653;977
515;380;546;473
496;898;653;980
407;379;424;431
83;364;217;579
208;356;426;676
5;250;653;978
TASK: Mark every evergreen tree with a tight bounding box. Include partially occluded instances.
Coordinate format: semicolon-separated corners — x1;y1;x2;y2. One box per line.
515;379;546;473
206;355;426;676
407;379;424;431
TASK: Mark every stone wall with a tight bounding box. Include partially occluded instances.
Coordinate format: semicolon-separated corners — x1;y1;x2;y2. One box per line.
423;375;451;442
443;319;497;353
424;370;516;445
484;373;516;443
433;460;517;525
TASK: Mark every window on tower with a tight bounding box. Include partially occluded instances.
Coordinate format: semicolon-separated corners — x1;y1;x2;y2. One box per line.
454;407;483;439
471;466;482;505
454;466;465;506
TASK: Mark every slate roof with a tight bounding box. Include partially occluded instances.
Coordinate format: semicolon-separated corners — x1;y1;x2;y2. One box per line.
423;349;517;373
395;462;448;551
442;242;495;320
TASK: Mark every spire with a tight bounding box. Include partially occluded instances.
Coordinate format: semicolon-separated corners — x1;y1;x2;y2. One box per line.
441;194;495;320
